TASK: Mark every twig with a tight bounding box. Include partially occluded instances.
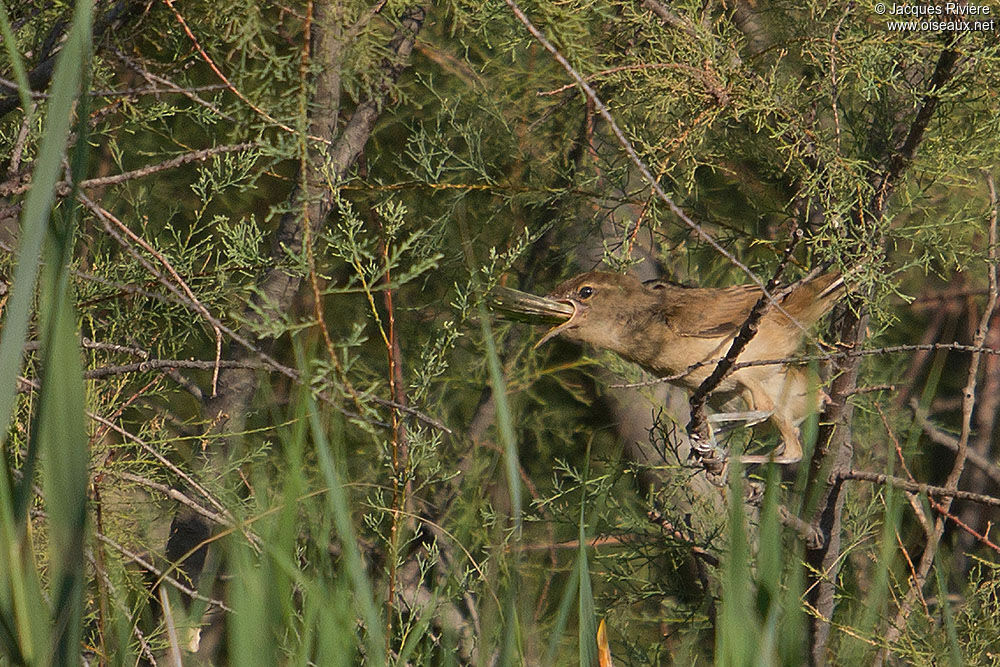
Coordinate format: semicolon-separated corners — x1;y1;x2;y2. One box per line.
957;307;1000;558
13;373;231;519
538;62;728;104
161;0;328;143
94;531;230;612
7;101;35;177
87;548;158;664
828;5;852;151
911;287;990;307
375;212;411;646
927;502;1000;554
152;4;429;618
87;410;233;519
158;587;184;667
23;336;149;357
647;508;720;567
0;143;255;197
840;470;1000;509
82;143;256;190
92;374;164;450
848;384;896;396
640;0;701;40
778;504;825;549
89;83;230;98
111;470;234;529
610;342;1000;390
878;403;933;536
114;48;234;121
79;194;224;395
81;358;268;380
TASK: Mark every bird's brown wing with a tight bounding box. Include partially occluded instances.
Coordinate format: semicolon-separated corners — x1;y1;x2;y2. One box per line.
650;282;762;338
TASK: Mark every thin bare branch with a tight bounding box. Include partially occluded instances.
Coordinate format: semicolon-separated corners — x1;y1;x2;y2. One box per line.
686;227;805;467
114;48;235;121
94;531;231;612
610;342;1000;390
840;470;1000;509
80;195;224;393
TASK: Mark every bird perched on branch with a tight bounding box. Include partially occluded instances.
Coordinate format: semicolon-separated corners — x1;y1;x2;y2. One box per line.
494;270;845;463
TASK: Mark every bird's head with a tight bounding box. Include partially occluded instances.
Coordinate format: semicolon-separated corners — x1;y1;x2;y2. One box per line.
535;271;646;350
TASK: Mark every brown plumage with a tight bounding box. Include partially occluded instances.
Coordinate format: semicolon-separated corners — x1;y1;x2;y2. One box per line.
536;271;844;463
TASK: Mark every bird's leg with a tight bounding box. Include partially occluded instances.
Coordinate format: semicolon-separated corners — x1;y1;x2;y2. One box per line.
740;416;802;464
707;409;773;431
730;380;804;465
705;388;773;432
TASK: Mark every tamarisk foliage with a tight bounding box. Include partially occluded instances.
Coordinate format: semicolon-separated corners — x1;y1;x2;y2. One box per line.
1;0;999;663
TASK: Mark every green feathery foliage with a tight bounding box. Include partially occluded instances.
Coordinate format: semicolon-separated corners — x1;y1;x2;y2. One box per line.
1;0;999;663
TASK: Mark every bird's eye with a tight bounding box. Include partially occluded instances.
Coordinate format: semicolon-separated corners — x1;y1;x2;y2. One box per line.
578;285;594;299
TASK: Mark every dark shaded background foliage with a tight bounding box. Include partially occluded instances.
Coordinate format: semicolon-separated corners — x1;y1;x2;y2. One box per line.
2;0;1000;663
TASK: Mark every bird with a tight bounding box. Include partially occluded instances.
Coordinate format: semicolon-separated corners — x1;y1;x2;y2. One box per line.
525;270;845;464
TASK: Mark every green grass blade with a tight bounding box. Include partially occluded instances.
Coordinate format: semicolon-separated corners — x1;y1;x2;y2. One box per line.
577;442;597;667
778;543;807;666
0;2;89;448
36;283;90;663
576;515;597;667
228;537;277;666
0;1;34;113
545;565;580;663
37;0;93;658
717;460;755;667
0;0;92;662
305;391;386;664
755;465;783;664
933;561;962;666
479;307;522;533
480;304;524;663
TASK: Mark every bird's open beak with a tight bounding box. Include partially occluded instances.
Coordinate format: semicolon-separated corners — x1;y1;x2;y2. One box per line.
533;299;579;349
488;286;579;348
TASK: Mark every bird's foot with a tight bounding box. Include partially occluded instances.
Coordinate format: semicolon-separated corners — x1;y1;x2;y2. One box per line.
740;443;802;465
